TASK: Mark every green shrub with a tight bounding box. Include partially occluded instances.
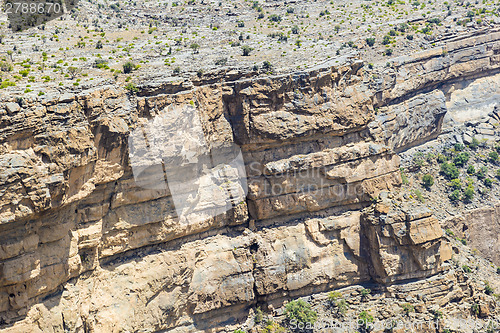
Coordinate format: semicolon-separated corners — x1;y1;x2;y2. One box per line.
422;174;434;188
215;58;227;66
366;37;376;47
360;288;371;297
67;66;81;79
0;61;12;72
335;299;348;315
125;83;139;93
269;14;282;22
449;189;461;201
454;143;465;151
437;153;446;163
400;169;409;185
401;303;414;315
123;61;135;74
260;322;285;333
485;281;494;295
450;178;461;190
384;48;393;56
467;165;476;175
454;152;470;167
19;69;30;77
484;178;493;187
471;303;480;316
425;153;435;162
463;185;474;201
445;229;455;237
284;299;317;325
254;307;264;324
476;166;488;179
462;265;472;273
413;153;425;168
413;189;424;203
489;151;499;163
262;61;272;71
441;162;459;179
242;45;253;56
328;291;342;303
190;43;200;53
431;309;443;320
93;59;109;69
328;291;348;315
358;311;374;328
0;80;15;89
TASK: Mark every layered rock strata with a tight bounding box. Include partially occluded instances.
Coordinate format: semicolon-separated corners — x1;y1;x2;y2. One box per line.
0;29;499;331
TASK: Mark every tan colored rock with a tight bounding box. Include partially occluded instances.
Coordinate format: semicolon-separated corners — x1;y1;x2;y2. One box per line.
0;28;499;332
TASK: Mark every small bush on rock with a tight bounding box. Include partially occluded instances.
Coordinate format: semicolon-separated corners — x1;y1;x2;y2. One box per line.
422;174;434;188
441;162;459;180
449;189;461;201
454;152;470;167
123;61;135;74
284;299;317;325
463;185;474;201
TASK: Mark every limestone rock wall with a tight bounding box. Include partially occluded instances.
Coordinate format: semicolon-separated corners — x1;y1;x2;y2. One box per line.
443;203;500;266
0;29;499;332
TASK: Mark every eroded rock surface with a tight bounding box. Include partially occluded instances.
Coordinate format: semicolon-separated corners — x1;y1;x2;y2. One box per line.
0;29;500;332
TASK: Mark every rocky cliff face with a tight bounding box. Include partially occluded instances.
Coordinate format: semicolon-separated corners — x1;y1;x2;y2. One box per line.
0;29;499;332
443;203;500;266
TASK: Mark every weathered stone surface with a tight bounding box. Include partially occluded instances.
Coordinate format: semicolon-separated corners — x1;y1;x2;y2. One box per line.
363;199;451;283
443;203;500;265
0;29;499;332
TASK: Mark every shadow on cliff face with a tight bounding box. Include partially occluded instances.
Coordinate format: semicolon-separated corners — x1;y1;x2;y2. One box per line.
0;203;76;328
0;108;129;329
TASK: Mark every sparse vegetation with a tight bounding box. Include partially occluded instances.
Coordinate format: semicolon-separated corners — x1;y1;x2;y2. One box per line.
360;288;371;298
242;45;253;56
284;299;317;325
401;303;415;315
125;83;139;93
123;61;136;74
358;311;374;330
441;162;460;180
366;37;376;47
422;174;434;188
412;189;425;203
